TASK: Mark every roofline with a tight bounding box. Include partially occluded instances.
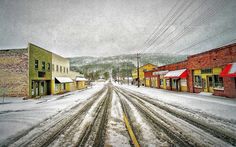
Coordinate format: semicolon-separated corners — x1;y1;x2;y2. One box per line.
188;42;236;58
157;60;188;68
0;48;27;51
28;43;52;54
139;63;157;68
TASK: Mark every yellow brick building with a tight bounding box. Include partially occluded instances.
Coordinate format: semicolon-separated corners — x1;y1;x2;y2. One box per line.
51;53;73;94
132;63;156;86
69;71;88;90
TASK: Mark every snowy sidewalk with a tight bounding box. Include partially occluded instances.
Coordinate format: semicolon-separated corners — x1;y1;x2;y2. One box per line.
0;82;105;142
114;82;236;121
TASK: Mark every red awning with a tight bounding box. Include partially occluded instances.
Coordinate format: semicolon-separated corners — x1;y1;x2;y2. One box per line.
220;62;236;77
164;69;187;79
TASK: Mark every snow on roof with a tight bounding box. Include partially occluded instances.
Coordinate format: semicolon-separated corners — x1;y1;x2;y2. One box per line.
153;70;169;75
124;77;133;80
75;77;88;81
55;77;73;83
164;69;187;78
229;62;236;74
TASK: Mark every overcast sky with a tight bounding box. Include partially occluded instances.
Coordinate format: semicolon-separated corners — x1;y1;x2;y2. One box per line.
0;0;236;57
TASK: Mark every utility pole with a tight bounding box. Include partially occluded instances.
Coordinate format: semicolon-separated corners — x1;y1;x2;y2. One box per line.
126;62;129;85
137;53;140;87
118;66;120;84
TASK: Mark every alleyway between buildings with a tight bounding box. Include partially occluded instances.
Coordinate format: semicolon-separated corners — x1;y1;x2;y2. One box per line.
0;81;236;146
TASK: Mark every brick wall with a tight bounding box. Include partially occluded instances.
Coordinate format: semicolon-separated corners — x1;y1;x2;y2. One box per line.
187;43;236;97
158;60;188;71
0;49;29;97
187;44;236;69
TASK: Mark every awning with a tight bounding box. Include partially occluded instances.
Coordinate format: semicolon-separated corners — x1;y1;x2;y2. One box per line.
55;77;73;83
164;69;187;78
75;77;88;81
220;62;236;77
153;70;169;76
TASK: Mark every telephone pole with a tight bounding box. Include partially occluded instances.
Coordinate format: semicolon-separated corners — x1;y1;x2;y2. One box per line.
137;53;140;87
126;62;129;85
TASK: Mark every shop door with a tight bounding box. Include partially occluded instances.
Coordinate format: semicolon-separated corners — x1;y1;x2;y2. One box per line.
35;81;39;96
207;76;214;93
40;81;44;95
176;79;180;91
46;80;51;95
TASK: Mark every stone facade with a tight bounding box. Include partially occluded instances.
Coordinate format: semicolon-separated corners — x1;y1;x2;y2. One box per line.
0;49;29;97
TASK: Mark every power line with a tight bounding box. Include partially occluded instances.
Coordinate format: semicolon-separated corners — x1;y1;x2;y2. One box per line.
142;1;194;52
141;0;195;53
172;27;233;54
149;0;207;51
155;0;226;54
140;0;180;52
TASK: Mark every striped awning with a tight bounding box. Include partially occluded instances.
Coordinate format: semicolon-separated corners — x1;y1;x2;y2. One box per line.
220;62;236;77
164;69;187;78
55;77;73;83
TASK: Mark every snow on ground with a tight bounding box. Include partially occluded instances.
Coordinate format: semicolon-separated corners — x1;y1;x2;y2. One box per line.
113;82;236;121
0;82;105;142
119;92;165;146
105;90;130;147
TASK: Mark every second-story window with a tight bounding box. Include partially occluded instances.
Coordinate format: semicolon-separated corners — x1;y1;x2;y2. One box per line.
67;68;68;73
64;67;65;73
56;65;59;72
47;63;50;71
60;66;62;73
42;61;45;71
35;60;38;70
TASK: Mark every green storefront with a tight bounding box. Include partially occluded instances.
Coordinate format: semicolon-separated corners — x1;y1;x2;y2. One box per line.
28;43;52;98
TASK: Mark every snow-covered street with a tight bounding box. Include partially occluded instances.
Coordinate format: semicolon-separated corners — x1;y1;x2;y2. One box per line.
1;81;236;146
0;82;105;144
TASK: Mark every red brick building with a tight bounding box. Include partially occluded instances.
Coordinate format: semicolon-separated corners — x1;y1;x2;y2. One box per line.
144;43;236;98
187;43;236;98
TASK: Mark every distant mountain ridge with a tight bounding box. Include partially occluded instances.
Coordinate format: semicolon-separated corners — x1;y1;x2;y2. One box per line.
68;53;187;74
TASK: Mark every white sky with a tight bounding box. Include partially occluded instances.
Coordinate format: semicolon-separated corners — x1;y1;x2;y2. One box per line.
0;0;236;57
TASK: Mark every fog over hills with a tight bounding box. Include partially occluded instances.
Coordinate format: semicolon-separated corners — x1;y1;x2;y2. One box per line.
68;53;187;74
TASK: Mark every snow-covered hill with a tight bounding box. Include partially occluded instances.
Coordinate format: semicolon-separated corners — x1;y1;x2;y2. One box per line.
68;53;187;73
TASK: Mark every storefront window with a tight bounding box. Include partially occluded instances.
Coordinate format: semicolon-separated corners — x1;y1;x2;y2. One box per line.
172;79;176;88
213;75;224;88
160;79;163;86
181;79;187;86
166;79;170;86
31;81;34;96
194;75;202;87
201;68;212;74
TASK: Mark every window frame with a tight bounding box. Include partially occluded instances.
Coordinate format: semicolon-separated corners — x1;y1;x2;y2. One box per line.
42;61;46;71
194;75;202;88
35;60;39;70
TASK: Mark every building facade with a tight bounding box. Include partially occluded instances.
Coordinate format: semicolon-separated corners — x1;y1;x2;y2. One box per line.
187;43;236;98
29;43;52;98
132;63;157;86
0;49;29;97
144;43;236;98
0;43;85;98
51;53;73;95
